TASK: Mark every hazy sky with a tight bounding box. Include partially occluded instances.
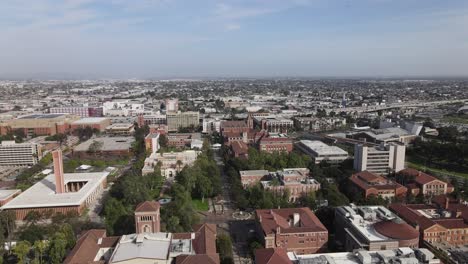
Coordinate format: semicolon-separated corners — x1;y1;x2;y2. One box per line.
1;0;468;79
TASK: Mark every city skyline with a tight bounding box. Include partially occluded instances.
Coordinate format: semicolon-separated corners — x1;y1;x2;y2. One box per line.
1;0;468;79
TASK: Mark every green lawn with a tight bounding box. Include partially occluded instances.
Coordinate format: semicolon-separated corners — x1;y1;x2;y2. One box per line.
192;199;209;211
441;116;468;124
407;161;468;178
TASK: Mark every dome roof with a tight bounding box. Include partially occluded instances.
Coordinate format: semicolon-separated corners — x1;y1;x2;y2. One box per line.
373;220;419;240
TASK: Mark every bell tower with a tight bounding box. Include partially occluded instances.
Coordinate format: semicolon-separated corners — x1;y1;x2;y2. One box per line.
134;201;161;234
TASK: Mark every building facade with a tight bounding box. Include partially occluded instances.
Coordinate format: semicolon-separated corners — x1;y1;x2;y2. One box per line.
295;140;348;164
349;171;407;199
50;106;103;117
255;208;328;254
259;137;293;153
166;111;199;132
0;141;43;167
335;205;419;251
354;143;406;175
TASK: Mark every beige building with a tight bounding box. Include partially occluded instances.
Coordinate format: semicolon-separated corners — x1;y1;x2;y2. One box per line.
142;150;199;177
166;111;199;132
0;141;43;166
0;114;80;136
354;143;405;175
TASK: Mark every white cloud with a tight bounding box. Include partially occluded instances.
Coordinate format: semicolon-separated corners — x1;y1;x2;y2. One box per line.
225;23;241;31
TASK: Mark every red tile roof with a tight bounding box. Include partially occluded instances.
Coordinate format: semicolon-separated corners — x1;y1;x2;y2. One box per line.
256;207;327;236
399;168;441;185
135;200;160;212
63;229;120;264
255;248;291;264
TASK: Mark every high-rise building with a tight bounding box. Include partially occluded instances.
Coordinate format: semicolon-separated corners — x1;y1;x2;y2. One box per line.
165;98;179;112
354;143;406;175
0;141;43;166
166;111;199;132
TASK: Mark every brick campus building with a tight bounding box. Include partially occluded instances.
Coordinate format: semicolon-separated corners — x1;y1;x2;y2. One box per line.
255;207;328;254
1;150;108;220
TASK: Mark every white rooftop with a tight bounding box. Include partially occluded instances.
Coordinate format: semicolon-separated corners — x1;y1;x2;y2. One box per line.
71;117;109;124
74;136;134;152
110;233;172;262
1;171;108;209
0;189;20;200
299;140;348;156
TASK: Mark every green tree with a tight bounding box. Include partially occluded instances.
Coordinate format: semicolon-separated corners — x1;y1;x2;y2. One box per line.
217;234;234;264
48;232;67;264
33;240;48;264
13;241;31;264
60;223;76;249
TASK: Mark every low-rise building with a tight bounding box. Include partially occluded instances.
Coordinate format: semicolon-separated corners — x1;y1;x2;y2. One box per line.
0;141;43;166
144;133;160;153
1;150;108;220
65;201;219;264
259;137;293;153
255;247;441;264
50;106;103;117
349;171;407;199
72;136;134;160
335;205;419;251
0;114;80;136
295;140;348;164
142;150;199;177
167;133;202;149
397;168;454;196
70;117;111;132
354;142;406;175
390;195;468;246
0;189;21;206
255;207;328;254
105;123;135;136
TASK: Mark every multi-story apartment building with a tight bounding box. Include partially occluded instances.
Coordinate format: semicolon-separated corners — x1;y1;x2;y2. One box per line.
354;142;406;175
295;140;348;164
397;168;454;196
50;106;103;117
335;205;419;251
0;141;43;166
166;111;199;132
255;208;328;254
390;195;468;246
258;137;293;153
349;171;407;199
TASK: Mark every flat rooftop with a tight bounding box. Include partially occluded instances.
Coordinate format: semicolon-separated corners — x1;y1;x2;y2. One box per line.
240;170;269;177
1;171;108;209
110;233;172;262
74;136;134;152
71;117;109;124
298;140;348;156
18;114;65;119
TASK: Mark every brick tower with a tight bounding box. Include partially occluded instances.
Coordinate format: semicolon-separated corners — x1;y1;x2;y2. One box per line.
134;201;161;234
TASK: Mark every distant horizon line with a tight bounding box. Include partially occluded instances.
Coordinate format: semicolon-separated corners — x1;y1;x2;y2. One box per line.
1;74;468;81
